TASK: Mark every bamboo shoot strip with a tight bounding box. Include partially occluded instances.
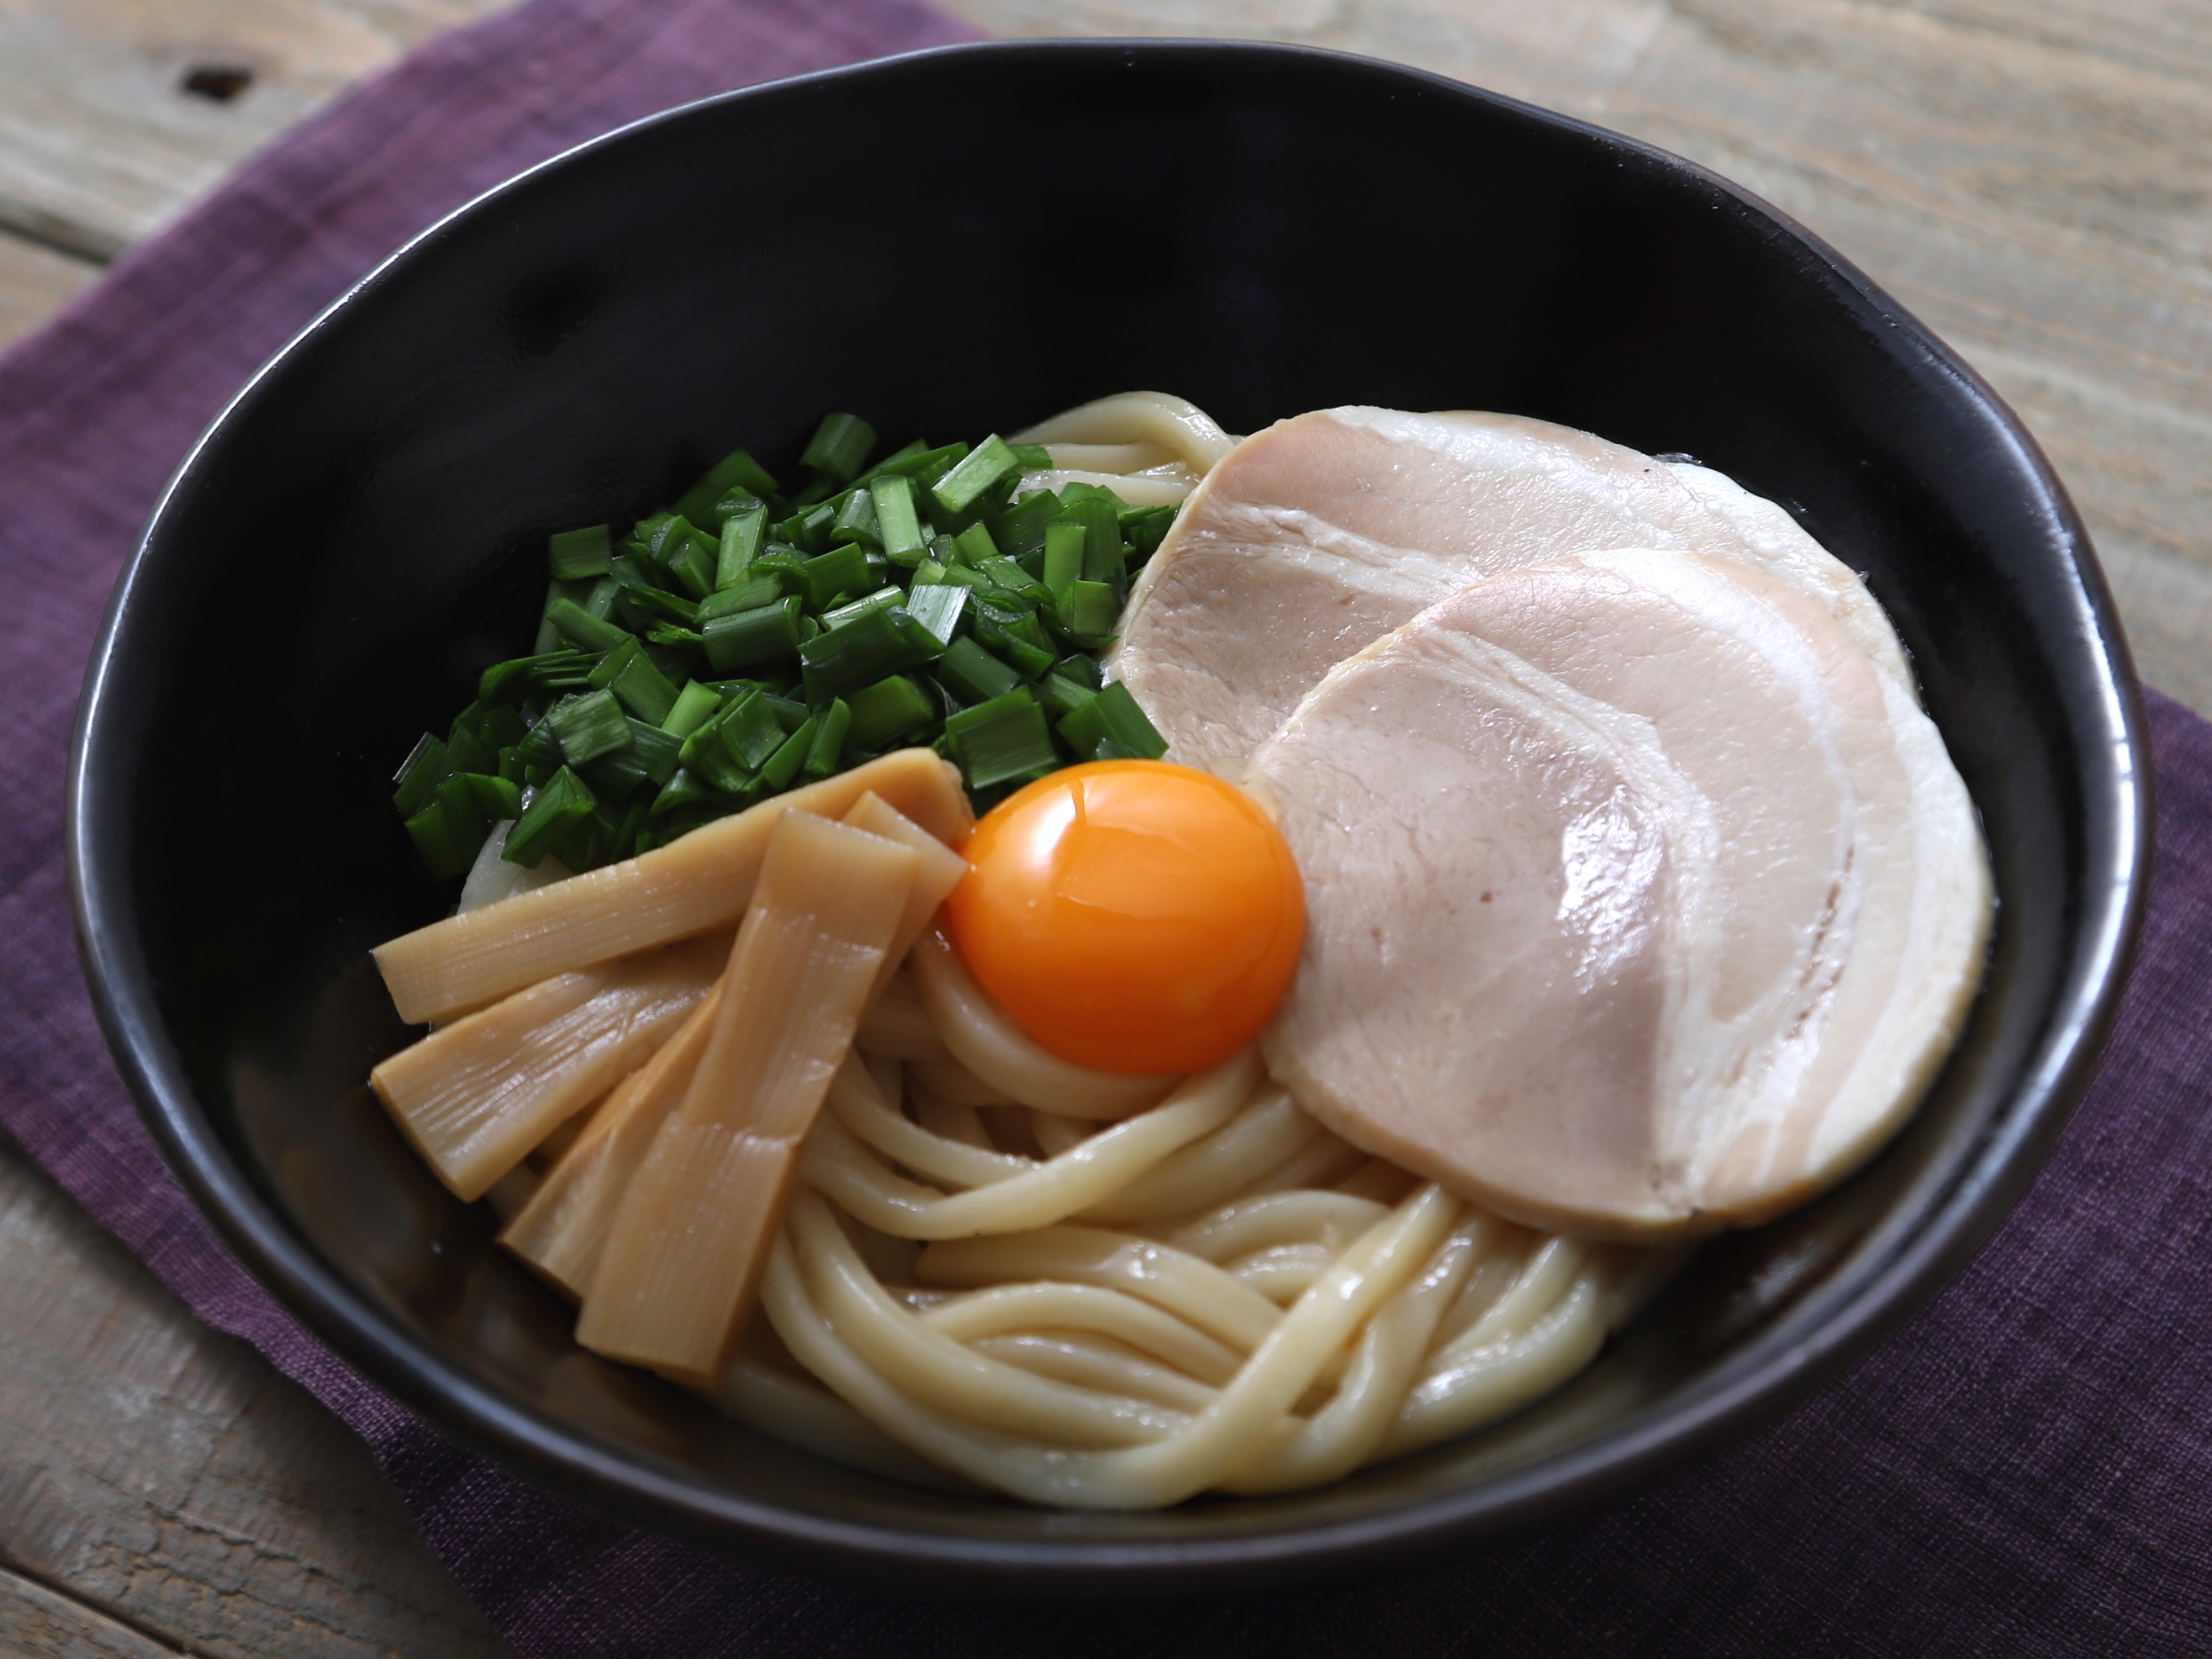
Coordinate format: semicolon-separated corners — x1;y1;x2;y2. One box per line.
371;936;725;1199
578;811;921;1386
374;748;969;1025
835;792;969;1001
499;984;721;1301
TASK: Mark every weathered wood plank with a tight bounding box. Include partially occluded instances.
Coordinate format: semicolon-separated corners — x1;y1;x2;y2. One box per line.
0;231;99;351
0;0;516;259
940;0;2212;710
0;1565;185;1659
0;1139;511;1659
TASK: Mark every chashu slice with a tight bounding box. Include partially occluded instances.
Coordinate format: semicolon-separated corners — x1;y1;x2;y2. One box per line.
1108;406;1912;779
1247;548;1990;1240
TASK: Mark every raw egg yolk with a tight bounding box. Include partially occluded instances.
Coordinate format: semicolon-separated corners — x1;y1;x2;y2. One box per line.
943;759;1305;1075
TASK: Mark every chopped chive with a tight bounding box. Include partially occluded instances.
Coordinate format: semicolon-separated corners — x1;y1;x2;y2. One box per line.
1120;503;1178;559
858;440;964;487
702;595;804;674
652;517;715;599
1058;579;1122;637
465;772;523;822
1008;441;1052;469
800;413;876;483
978;557;1052;609
715;499;768;586
547;524;611;580
674;447;779;526
930;434;1022;521
910;558;949;587
821;584;905;630
798;603;937;694
662;679;721;737
759;716;816;790
829;486;880;547
843;674;935;751
443;715;494;777
1053;652;1103;690
586;637;681;726
547;689;633;767
392;733;446;816
903;583;969;647
483;705;528;749
870;473;930;568
951;521;998;568
945;690;1058;789
763;693;810;734
989;490;1062;561
697;573;784;624
545;595;631;653
935;634;1022;705
504;767;596;867
626;718;684;785
404;800;470;881
778;502;836;553
972;610;1056;679
1033;669;1098;719
716;690;788;771
651;766;710;816
1060;494;1123;584
580;575;621;621
614;584;699;631
515;716;564;770
1042;520;1085;597
433;774;488;860
805;699;852;778
1056;680;1168;761
800;542;873;609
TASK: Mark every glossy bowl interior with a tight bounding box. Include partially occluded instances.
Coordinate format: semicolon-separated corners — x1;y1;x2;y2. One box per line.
70;40;2147;1591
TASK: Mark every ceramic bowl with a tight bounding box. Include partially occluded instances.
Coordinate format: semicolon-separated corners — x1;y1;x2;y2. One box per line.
70;39;2149;1591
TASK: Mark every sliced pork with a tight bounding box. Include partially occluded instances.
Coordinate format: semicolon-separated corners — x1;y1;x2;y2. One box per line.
1247;549;1990;1239
1107;407;1912;779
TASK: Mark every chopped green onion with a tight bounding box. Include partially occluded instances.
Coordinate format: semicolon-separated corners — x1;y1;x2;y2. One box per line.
674;448;779;526
586;637;681;726
829;487;880;547
404;800;471;881
799;603;937;693
805;699;852;778
651;766;710;817
547;689;633;767
800;413;876;483
392;733;446;816
945;690;1058;790
1033;669;1098;719
1042;520;1085;597
503;767;596;867
465;772;523;822
759;716;816;790
930;434;1021;521
800;542;873;610
903;583;969;647
662;679;722;737
934;635;1022;705
1056;680;1168;761
715;690;788;772
1058;579;1121;638
843;674;935;751
870;473;930;568
547;524;611;580
545;595;630;653
702;595;804;674
716;498;768;586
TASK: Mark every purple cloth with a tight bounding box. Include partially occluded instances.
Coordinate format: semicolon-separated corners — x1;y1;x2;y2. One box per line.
4;2;2210;1651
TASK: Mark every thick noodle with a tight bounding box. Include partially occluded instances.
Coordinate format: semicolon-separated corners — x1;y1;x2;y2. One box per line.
715;959;1665;1508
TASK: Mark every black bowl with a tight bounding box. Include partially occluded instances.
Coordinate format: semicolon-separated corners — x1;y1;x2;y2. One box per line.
69;39;2149;1591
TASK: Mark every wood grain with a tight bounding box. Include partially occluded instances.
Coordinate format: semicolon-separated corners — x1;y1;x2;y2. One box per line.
939;0;2212;712
0;234;98;351
0;1139;511;1659
3;4;2211;1656
0;0;515;258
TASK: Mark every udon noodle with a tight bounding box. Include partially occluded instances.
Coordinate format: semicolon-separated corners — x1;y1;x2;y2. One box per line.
713;933;1668;1508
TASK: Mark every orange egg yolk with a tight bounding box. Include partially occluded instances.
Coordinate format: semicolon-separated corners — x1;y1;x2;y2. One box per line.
943;760;1306;1075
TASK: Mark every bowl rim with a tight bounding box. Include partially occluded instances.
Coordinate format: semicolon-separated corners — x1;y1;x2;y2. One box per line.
66;34;2152;1591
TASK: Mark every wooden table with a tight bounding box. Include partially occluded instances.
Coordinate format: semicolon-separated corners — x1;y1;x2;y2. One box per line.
4;1;2209;1651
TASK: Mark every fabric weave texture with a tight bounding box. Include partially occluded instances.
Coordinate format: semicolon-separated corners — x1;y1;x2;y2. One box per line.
3;1;2209;1652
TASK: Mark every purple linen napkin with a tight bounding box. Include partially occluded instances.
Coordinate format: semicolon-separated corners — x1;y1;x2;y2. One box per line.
5;2;2211;1651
